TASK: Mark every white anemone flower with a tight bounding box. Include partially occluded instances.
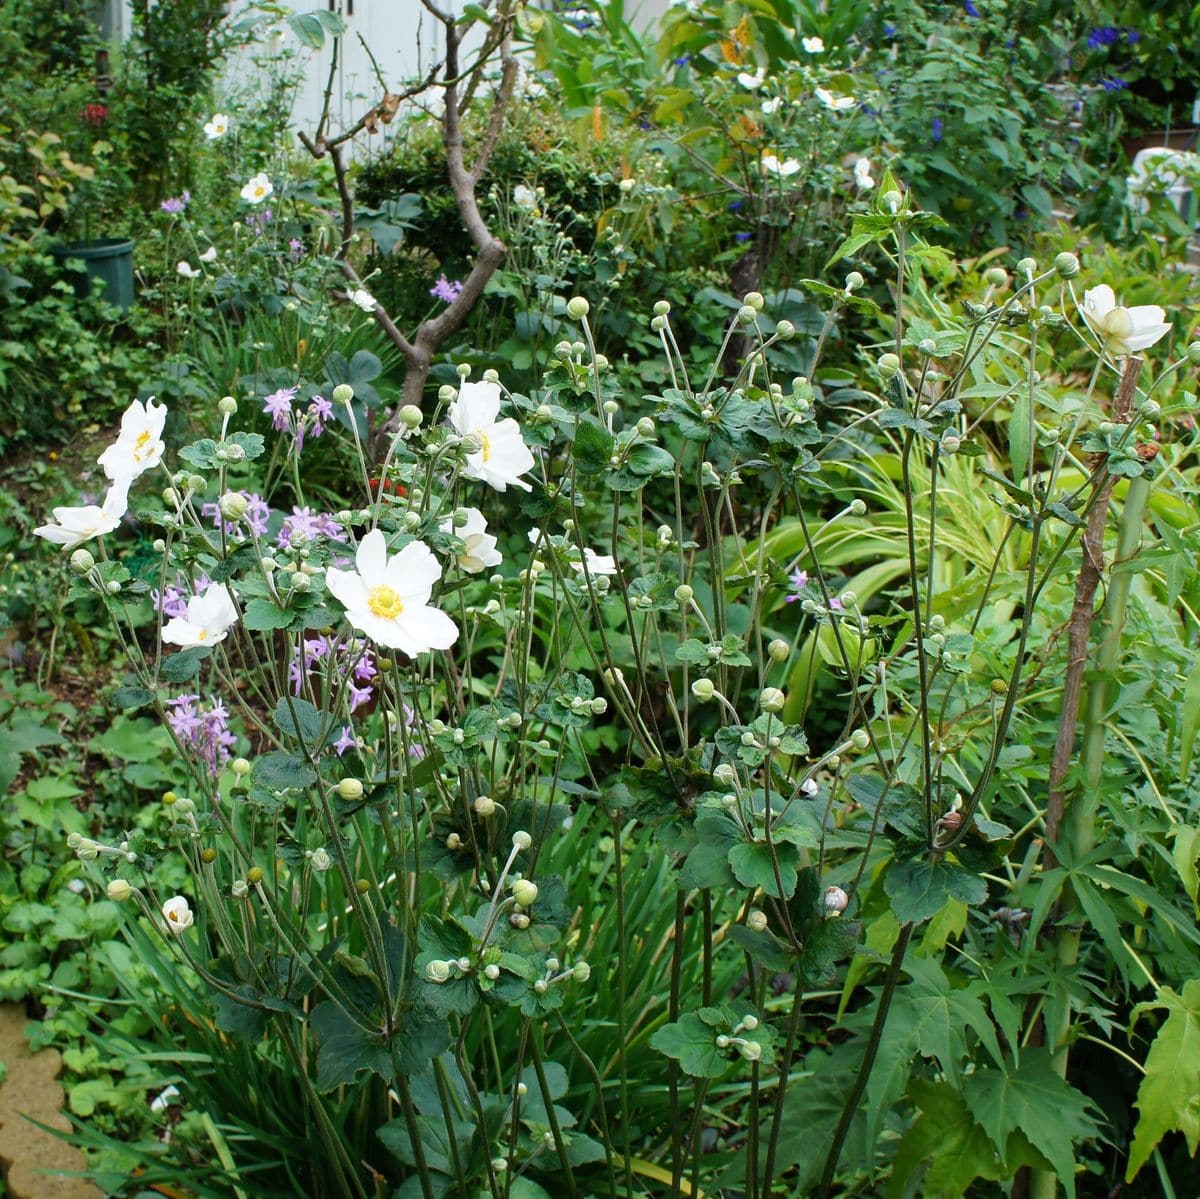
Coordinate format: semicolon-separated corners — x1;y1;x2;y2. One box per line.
325;529;459;655
203;113;229;140
34;477;130;551
449;381;536;492
761;96;783;115
199;246;218;263
440;508;503;574
853;157;876;190
162;583;239;649
162;896;194;934
802;35;825;53
1081;285;1171;356
240;172;273;204
349;288;377;312
816;87;856;111
572;547;618;576
737;68;767;90
762;153;802;178
177;260;200;279
98;397;168;481
513;184;538;211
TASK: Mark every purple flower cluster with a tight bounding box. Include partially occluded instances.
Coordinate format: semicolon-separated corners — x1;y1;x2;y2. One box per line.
201;492;271;539
288;237;304;260
277;506;347;549
263;386;299;431
1101;77;1128;91
153;572;213;618
429;274;463;304
290;635;378;708
244;208;273;232
166;694;237;776
262;388;335;452
160;191;191;214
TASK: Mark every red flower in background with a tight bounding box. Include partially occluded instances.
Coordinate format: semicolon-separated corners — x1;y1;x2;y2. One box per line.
82;103;109;127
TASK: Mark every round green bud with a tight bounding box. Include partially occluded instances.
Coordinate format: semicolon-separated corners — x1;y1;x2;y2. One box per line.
653;300;671;316
336;778;364;800
881;189;903;212
356;878;372;893
566;296;590;319
737;304;758;324
1016;256;1037;278
941;434;961;453
918;338;937;356
691;678;715;701
850;729;870;750
105;580;121;595
739;1041;762;1062
775;319;795;340
474;795;496;817
218;395;238;415
107;879;133;901
844;271;865;292
187;475;206;495
162;488;179;506
456;363;471;380
991;678;1008;695
573;960;591;982
70;549;95;573
590;696;608;715
201;847;217;863
482;368;500;384
984;266;1008;288
219;492;249;521
741;1014;759;1031
1187;342;1200;366
1053;251;1080;279
246;866;264;885
603;399;619;415
594;353;609;371
231;757;251;776
399;404;423;428
760;687;786;714
675;584;694;604
512;879;539;907
512;830;533;850
162;790;178;805
744;291;765;311
768;638;789;662
332;383;355;404
877;352;901;377
377;657;394;670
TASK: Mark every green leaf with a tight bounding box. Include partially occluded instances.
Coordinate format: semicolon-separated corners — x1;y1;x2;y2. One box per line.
963;1050;1098;1197
885;857;986;924
650;1006;771;1076
572;417;614;474
310;1001;394;1091
110;686;153;709
273;697;336;750
1172;828;1200;916
1009;391;1031;485
728;841;798;899
243;598;295;631
178;438;218;469
252;751;316;791
1180;657;1200;779
158;645;213;682
1127;980;1200;1179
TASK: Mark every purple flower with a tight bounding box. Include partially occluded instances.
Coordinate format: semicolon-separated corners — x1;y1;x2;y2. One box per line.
728;199;744;211
963;0;980;14
1087;26;1120;48
931;117;944;141
1125;29;1140;43
429;274;463;304
277;507;347;549
673;55;691;66
828;596;844;612
263;386;298;432
153;573;213;617
735;232;753;242
784;567;809;603
347;681;374;711
308;395;334;439
1100;77;1127;91
167;694;236;776
334;726;359;755
160;191;191;214
289;237;304;260
244;208;273;232
883;21;897;36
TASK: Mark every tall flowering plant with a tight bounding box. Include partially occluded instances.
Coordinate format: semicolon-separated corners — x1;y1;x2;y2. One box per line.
43;175;1199;1197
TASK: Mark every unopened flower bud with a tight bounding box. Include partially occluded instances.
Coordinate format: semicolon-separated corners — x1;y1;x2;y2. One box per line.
201;847;217;863
426;959;452;982
877;352;901;377
768;638;789;662
70;549;95;573
744;291;765;311
741;1014;759;1031
218;395;238;415
512;879;539;907
231;879;249;898
512;830;532;850
484;963;500;980
474;795;496;816
882;189;902;213
984;267;1008;288
1053;251;1079;279
941;435;961;453
1016;256;1037;278
219;492;249;520
636;416;656;437
1187;342;1200;367
332;383;354;404
850;729;870;750
107;879;133;901
747;909;768;931
675;584;694;603
336;778;364;800
446;832;462;850
310;848;332;871
739;1041;762;1062
775;319;795;340
573;960;591;982
590;696;608;715
399;404;423;428
760;687;786;714
823;884;849;914
691;678;715;701
653;300;671;316
737;304;757;324
844;271;864;292
246;866;264;885
231;757;251;776
566;296;590;319
918;338;937;356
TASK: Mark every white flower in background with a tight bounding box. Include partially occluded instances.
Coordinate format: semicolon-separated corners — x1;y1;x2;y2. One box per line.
572;547;618;576
853;157;875;190
326;529;459;655
240;172;273;204
440;508;503;574
203;113;229;140
98;397;168;481
737;67;767;90
150;1086;181;1113
513;184;538;211
816;87;856;111
199;246;218;263
449;380;536;492
762;153;802;178
802;35;825;52
1081;284;1171;356
176;261;200;279
162;896;194;934
34;477;130;551
349;288;377;312
761;96;783;115
162;583;239;648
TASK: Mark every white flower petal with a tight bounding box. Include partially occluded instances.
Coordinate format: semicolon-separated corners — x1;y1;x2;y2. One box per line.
326;566;369;613
355;530;389;587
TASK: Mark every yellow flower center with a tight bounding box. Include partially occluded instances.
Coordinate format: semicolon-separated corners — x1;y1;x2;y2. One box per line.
196;629;208;641
367;584;405;620
480;431;492;463
255;186;265;197
134;429;152;459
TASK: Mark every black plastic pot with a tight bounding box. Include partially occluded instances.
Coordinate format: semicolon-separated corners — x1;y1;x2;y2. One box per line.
51;237;135;310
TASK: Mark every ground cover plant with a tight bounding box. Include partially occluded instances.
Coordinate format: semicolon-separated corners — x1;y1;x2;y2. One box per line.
3;2;1200;1198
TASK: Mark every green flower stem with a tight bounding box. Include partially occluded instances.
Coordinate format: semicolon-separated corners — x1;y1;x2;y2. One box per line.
531;1023;579;1197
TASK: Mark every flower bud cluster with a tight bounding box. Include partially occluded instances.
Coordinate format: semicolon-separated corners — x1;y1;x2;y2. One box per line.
68;832;137;864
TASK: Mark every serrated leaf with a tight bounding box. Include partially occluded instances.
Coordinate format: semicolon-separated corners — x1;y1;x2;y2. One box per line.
963;1050;1098;1197
111;686;154;709
310;1001;393;1091
158;645;212;682
885;857;986;924
1127;980;1200;1179
243;597;295;631
728;841;798;898
252;751;316;791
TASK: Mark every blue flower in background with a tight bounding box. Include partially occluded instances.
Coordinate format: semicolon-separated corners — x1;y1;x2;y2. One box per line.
963;0;980;16
883;21;897;36
1101;77;1127;91
1086;26;1120;48
673;55;690;66
932;116;944;141
1126;30;1141;42
735;232;753;242
729;199;744;211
